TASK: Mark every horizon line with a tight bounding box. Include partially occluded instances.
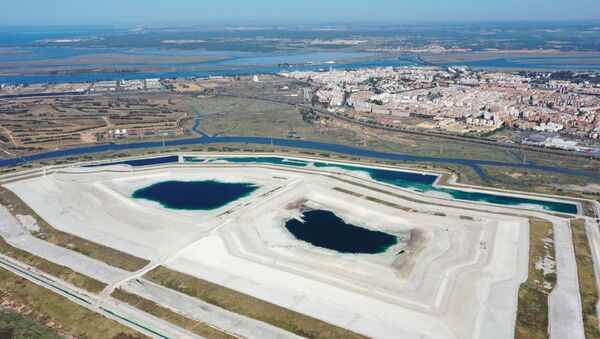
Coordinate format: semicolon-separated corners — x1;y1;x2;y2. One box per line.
2;19;600;29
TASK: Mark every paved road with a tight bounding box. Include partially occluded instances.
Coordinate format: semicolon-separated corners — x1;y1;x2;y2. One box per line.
0;205;130;284
124;279;300;339
0;188;297;338
548;219;586;339
0;255;196;339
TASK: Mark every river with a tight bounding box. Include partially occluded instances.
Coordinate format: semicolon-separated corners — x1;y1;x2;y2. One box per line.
1;136;598;184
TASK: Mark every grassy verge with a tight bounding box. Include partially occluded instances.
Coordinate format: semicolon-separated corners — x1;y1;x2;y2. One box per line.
0;187;150;272
0;236;106;294
0;309;59;339
111;288;235;339
144;266;367;339
333;187;416;213
0;268;146;339
570;218;600;338
481;166;599;217
515;218;556;339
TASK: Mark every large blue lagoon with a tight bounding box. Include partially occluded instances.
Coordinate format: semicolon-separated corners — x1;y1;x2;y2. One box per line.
186;156;577;214
285;210;398;254
132;180;259;210
313;162;577;214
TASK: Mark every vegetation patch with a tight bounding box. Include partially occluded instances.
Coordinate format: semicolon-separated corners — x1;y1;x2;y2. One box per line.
0;236;107;294
515;218;556;339
111;288;235;339
0;309;58;339
0;268;145;339
570;218;600;338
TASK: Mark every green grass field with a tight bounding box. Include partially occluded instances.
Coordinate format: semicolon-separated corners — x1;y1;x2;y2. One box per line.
0;268;146;339
0;310;59;339
0;236;107;294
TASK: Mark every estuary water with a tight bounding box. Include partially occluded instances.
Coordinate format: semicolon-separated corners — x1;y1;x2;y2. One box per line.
1;46;599;84
448;55;600;70
0;48;400;84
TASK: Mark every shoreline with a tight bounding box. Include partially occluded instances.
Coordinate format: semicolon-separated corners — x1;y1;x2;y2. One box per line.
1;50;599;85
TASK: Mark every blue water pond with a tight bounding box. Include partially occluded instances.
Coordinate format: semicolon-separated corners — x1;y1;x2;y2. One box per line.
285;209;398;254
132;180;259;210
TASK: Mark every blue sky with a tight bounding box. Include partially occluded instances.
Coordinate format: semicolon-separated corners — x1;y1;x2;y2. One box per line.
2;0;600;26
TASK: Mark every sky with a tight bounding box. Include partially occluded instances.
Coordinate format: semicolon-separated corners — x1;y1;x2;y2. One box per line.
2;0;600;26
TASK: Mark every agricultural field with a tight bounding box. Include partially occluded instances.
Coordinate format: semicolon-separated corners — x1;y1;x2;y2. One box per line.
0;95;188;153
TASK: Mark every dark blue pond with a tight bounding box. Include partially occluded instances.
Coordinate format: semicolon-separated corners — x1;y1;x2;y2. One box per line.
83;155;179;167
285;210;398;254
204;156;310;167
132;180;258;210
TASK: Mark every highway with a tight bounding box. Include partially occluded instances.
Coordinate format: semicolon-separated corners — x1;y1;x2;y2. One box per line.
0;187;296;339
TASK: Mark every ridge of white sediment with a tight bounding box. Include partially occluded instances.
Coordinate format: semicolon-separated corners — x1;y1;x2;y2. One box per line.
1;157;586;339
